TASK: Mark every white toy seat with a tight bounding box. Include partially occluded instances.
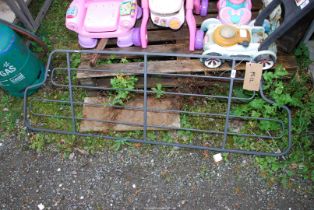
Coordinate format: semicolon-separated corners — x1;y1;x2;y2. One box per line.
149;0;183;14
84;1;120;32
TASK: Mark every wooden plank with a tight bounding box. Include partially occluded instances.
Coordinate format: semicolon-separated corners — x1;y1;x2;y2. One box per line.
78;60;208;79
79;75;235;89
89;38;108;67
134;0;262;30
80;96;180;132
137;0;263;14
80;76;183;88
133;11;260;34
78;55;298;79
88;76;180;88
80;43;193;64
106;29;190;47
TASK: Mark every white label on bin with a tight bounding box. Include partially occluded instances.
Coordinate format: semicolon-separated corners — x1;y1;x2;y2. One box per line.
0;61;17;77
9;73;25;84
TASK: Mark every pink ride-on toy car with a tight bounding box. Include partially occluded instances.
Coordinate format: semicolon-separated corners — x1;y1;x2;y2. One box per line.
217;0;252;25
140;0;206;51
66;0;144;48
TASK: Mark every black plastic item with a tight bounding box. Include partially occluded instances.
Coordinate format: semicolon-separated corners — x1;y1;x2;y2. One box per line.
277;11;314;53
255;0;314;51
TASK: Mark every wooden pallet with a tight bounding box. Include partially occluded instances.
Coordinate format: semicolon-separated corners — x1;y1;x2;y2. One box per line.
77;0;298;87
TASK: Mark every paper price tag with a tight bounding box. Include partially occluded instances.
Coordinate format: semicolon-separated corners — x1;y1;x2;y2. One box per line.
231;69;236;78
243;62;263;91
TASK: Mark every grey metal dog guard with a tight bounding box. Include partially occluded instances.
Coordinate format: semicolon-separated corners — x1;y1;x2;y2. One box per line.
24;50;292;156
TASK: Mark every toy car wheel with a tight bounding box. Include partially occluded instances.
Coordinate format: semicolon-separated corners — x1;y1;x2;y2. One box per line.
203;53;223;68
132;27;142;47
254;55;275;70
78;35;98;48
200;0;209;16
195;30;204;50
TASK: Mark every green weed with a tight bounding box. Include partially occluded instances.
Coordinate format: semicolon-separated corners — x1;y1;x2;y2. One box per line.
295;43;312;70
0;92;23;138
152;83;165;99
111;140;131;151
232;62;314;187
110;75;138;105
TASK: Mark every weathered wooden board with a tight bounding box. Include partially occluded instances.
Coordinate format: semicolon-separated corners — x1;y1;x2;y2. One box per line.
80;97;180;132
78;55;297;79
134;0;263;31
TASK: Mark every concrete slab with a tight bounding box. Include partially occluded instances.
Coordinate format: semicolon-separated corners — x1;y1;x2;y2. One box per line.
0;0;15;22
0;0;30;23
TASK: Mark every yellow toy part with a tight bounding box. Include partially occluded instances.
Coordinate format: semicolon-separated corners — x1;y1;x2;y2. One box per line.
169;19;181;30
213;25;251;47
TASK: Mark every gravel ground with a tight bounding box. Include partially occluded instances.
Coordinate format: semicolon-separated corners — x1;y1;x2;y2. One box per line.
0;136;313;210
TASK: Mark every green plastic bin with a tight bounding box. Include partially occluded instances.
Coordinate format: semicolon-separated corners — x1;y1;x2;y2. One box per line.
0;22;45;97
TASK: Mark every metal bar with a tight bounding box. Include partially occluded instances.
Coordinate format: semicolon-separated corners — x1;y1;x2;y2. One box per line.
26;126;291;157
302;19;314;43
52;67;246;81
30;97;280;121
66;53;77;132
49;76;254;102
4;0;52;32
16;0;36;29
28;99;285;134
28;111;285;140
222;60;236;148
28;97;286;136
50;84;250;101
34;0;53;31
4;0;34;31
259;80;292;155
143;54;148;140
49;49;253;61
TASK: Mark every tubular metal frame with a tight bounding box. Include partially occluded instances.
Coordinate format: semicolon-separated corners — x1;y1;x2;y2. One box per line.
24;50;292;156
4;0;53;32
